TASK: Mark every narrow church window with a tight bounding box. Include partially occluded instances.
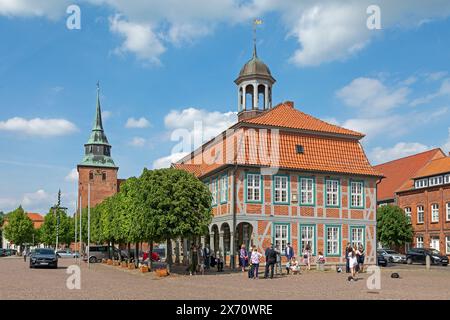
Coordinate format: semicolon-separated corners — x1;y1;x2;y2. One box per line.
89;172;94;181
102;172;106;181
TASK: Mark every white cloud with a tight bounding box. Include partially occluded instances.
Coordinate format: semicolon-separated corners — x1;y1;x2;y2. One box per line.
125;117;150;128
22;189;50;208
152;152;188;169
0;117;78;137
165;107;237;144
369;142;431;165
0;0;70;19
102;110;112;120
65;168;78;182
336;77;409;116
109;14;166;64
129;137;146;147
425;71;448;82
410;78;450;106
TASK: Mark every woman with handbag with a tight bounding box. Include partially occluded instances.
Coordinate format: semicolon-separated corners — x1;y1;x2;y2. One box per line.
239;244;248;272
303;244;311;271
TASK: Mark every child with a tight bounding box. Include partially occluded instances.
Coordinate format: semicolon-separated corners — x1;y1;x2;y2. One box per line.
289;257;300;275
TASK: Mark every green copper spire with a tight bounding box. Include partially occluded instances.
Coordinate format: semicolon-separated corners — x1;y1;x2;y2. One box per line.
79;83;117;168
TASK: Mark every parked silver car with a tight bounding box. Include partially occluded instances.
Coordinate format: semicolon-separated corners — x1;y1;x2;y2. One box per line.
377;249;406;263
56;249;79;258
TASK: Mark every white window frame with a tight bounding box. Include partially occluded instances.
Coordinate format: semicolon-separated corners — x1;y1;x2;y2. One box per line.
274;224;289;253
211;179;217;205
246;174;261;202
404;207;412;224
220;175;227;203
429;176;443;187
326;226;340;256
445;174;450;184
446;236;450;255
446;202;450;222
351;227;364;249
326;180;339;207
416;236;424;248
300;225;315;255
431;203;439;223
430;237;440;251
350;181;364;208
415;178;428;189
273;176;288;203
300;177;314;205
417;205;424;224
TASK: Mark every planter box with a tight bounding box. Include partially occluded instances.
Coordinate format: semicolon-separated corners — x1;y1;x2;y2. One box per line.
113;260;120;266
128;264;136;270
140;266;149;273
107;259;113;265
121;262;128;268
101;259;107;264
155;268;169;277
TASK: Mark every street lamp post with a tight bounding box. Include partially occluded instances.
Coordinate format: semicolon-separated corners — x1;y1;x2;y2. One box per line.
51;190;67;252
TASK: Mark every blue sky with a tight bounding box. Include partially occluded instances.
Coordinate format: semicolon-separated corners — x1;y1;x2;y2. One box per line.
1;0;450;214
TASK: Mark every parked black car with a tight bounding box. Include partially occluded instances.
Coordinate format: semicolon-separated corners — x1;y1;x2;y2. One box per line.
29;248;58;268
406;248;448;266
377;253;389;267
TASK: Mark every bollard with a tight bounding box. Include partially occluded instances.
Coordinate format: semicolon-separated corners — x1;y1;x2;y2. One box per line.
426;255;431;270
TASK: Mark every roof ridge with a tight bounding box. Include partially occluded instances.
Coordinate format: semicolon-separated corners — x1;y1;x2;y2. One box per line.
374;148;442;167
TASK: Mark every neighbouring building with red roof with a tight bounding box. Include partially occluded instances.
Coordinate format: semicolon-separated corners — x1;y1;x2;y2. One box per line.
174;44;382;267
1;212;44;249
374;149;450;256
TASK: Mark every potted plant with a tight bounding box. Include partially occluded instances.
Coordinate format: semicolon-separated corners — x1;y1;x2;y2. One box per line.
140;265;149;273
155;268;169;277
128;262;136;270
107;259;113;265
121;260;128;268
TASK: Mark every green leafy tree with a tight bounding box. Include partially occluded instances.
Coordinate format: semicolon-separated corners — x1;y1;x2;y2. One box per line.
3;206;34;252
377;205;413;250
39;208;73;248
139;168;213;269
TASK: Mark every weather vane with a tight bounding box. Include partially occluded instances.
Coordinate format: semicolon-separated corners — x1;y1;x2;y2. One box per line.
253;18;263;57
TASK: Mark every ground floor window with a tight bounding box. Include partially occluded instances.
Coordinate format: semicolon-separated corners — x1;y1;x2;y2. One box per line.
326;225;340;256
300;225;315;255
274;224;289;253
416;236;424;248
446;237;450;255
350;226;365;249
430;236;440;251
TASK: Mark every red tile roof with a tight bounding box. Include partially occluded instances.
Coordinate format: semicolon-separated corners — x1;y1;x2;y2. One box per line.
27;213;44;228
175;103;381;178
373;148;445;201
412;157;450;179
240;102;364;138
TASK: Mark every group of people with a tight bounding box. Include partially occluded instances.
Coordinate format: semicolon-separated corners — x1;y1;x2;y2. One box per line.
238;242;317;279
187;244;223;275
345;243;365;281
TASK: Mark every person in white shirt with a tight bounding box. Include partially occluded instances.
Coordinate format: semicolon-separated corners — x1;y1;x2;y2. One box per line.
250;246;262;279
348;247;358;281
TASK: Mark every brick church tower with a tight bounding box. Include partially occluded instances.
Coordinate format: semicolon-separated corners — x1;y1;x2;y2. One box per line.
77;84;119;209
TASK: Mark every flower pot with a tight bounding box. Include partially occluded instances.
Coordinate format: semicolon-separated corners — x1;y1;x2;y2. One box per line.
113;260;120;266
121;262;128;268
102;259;107;264
140;265;149;273
155;268;169;277
107;259;113;265
128;264;136;270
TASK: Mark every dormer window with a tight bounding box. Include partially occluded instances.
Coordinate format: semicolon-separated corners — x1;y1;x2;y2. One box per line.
415;179;428;189
429;176;443;186
445;174;450;184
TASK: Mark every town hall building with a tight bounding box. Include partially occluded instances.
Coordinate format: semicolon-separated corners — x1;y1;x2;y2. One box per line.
174;44;382;267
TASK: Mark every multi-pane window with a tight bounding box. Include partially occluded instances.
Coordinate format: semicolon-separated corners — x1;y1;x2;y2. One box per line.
431;204;439;223
326;226;340;256
430;237;440;251
351;227;364;248
326;180;339;207
210;179;217;205
300;225;315;254
404;207;412;224
446;237;450;255
429;176;443;186
350;181;364;208
415;179;428;188
445;175;450;184
300;177;314;205
446;203;450;221
416;237;424;248
274;224;289;252
274;176;288;203
220;175;227;203
417;205;424;223
246;174;261;202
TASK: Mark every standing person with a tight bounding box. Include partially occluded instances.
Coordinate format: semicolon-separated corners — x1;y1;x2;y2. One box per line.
264;244;277;279
345;243;352;273
285;242;294;260
189;244;198;276
198;244;205;275
348;247;358;281
23;247;27;262
358;244;365;273
275;248;282;275
250;246;262;279
203;244;211;270
303;244;311;271
216;251;224;272
239;244;248;272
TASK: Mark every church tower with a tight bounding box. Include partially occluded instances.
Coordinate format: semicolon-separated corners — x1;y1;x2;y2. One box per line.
235;39;276;122
77;84;118;209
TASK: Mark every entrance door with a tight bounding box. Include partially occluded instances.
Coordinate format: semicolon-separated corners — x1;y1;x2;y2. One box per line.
430;237;440;252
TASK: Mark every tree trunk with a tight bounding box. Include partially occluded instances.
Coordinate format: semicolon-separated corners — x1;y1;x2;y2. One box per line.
166;238;173;273
135;242;139;267
149;240;153;270
175;239;180;264
127;242;131;264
